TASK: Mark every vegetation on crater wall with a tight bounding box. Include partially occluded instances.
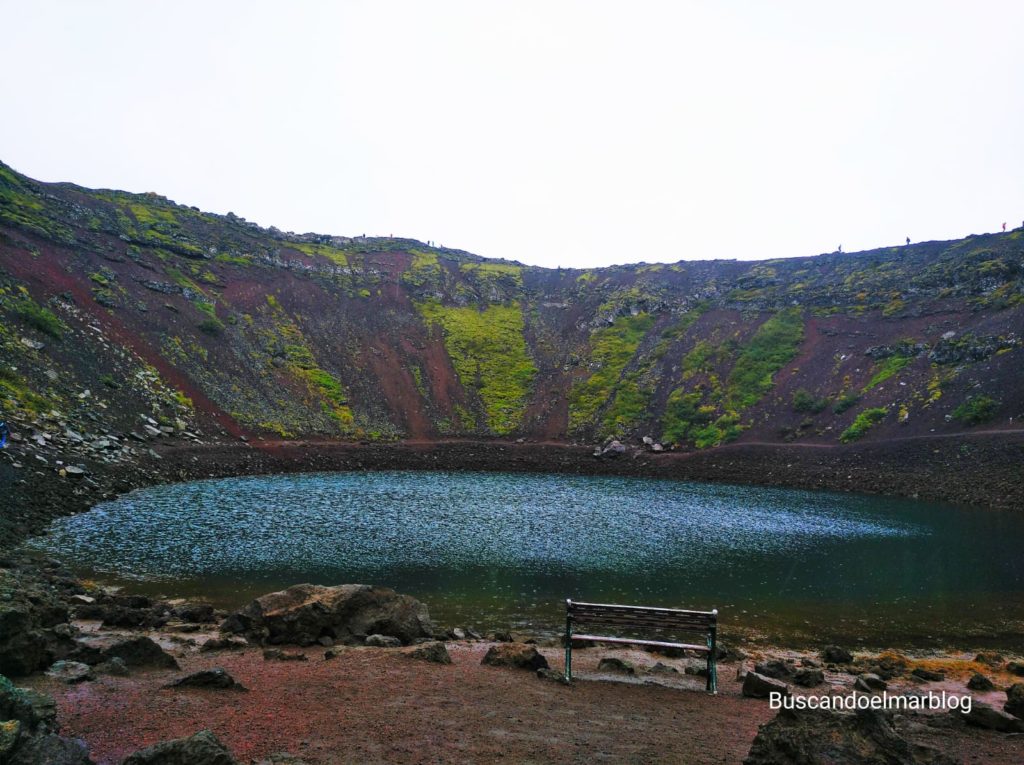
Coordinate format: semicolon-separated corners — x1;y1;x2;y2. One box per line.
840;407;888;442
951;394;999;425
726;308;804;410
417;300;536;435
568;313;654;432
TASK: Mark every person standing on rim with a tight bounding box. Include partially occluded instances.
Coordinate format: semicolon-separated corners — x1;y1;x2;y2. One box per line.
0;421;9;449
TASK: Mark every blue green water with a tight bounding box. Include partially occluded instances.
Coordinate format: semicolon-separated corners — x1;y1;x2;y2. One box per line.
26;471;1024;645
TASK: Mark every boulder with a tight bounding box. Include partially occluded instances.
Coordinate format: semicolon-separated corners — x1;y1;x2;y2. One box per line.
365;634;402;648
973;652;1004;667
96;657;129;676
1007;661;1024;677
481;644;549;671
742;671;790;699
911;667;945;682
45;661;94;684
263;649;307;662
222;584;434;646
7;733;94;765
200;637;246;653
597;657;635;675
754;659;795;680
1005;682;1024;719
820;645;853;664
0;568;73;676
793;668;824;688
961;702;1024;733
101;636;178;669
402;642;451;664
855;673;887;692
165;668;245;691
173;603;215;623
648;662;679;675
745;708;957;765
121;729;239;764
966;673;993;691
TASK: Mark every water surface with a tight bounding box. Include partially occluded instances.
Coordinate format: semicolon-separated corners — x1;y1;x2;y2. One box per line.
27;471;1024;646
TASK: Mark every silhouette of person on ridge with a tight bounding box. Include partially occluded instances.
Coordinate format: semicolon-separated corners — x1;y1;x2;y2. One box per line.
0;421;9;449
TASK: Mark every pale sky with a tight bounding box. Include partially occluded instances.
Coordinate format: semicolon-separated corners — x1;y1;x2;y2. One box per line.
2;1;1022;268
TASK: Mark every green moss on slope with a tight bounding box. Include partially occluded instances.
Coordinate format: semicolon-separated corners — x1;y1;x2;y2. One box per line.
418;300;536;434
726;308;804;410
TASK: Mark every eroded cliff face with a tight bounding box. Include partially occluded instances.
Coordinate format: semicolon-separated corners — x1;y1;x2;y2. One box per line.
1;160;1022;453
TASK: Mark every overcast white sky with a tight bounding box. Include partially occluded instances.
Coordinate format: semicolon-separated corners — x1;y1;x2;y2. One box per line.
2;1;1022;267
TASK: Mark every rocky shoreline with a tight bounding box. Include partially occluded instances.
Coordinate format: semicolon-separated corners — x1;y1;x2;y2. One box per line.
2;559;1023;763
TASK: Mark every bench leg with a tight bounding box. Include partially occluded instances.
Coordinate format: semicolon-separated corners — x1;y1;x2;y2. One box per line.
564;616;573;682
706;629;718;694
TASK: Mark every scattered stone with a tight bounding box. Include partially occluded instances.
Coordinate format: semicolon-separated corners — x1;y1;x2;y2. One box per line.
865;652;909;680
961;702;1024;733
745;708;957;765
263;649;307;662
365;634;402;648
5;733;94;765
450;628;467;640
481;644;549;671
45;661;93;684
121;729;239;765
165;668;246;691
222;584;434;646
316;636;334;647
537;667;570;685
793;668;824;688
95;657;129;676
68;594;94;605
597;657;635;675
173;603;215;623
855;673;887;692
1007;661;1024;677
491;631;513;642
911;667;945;682
323;647;347;660
200;637;246;652
966;673;994;691
742;671;790;699
648;662;679;675
402;641;451;664
101;636;178;669
754;659;795;680
1005;682;1024;719
974;652;1004;667
821;645;853;664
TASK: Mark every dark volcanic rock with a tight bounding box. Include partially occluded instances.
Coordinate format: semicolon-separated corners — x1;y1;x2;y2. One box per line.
597;657;635;675
966;673;994;691
821;645;853;664
101;636;178;669
793;668;824;688
45;661;94;684
172;603;215;623
121;729;239;764
854;673;887;692
7;733;94;765
481;644;549;671
165;668;245;691
742;671;790;699
0;567;74;676
910;667;945;682
222;584;434;646
744;708;957;765
754;659;795;680
962;702;1024;733
1005;682;1024;719
402;641;451;664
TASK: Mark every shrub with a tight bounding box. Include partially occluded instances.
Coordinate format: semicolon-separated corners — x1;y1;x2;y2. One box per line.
197;318;225;335
792;388;829;413
833;393;860;414
840;407;888;442
951;395;999;425
12;299;63;338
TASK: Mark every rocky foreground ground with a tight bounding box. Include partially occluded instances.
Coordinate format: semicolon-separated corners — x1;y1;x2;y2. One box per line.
2;558;1023;764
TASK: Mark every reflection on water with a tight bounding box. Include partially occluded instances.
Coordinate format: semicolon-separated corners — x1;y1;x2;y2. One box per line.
26;471;1024;645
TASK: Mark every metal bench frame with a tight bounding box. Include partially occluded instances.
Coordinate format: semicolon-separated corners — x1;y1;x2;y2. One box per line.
564;599;718;693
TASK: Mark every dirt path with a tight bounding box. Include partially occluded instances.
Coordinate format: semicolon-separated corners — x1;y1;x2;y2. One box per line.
27;642;1024;765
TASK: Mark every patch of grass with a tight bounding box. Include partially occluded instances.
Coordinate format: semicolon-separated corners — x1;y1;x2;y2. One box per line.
568;313;654;431
833;392;861;414
726;308;804;410
418;300;536;434
792;388;829;413
11;298;64;339
863;355;912;391
839;407;888;442
197;318;225;335
951;395;999;425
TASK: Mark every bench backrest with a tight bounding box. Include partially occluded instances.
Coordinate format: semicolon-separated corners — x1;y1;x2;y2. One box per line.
567;599;717;634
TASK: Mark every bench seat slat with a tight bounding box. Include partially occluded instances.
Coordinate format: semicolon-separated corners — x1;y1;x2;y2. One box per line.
570;616;714;631
572;634;710;652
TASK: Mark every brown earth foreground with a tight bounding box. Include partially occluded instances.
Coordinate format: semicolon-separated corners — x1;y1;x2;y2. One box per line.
22;637;1024;765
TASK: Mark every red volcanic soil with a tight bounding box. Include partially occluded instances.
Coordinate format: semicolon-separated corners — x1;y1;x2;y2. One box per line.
27;641;1023;765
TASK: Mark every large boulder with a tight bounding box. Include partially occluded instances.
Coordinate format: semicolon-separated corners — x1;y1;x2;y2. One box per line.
165;669;245;691
1005;683;1024;719
402;642;451;664
745;708;957;765
121;729;238;764
100;637;178;669
962;702;1024;733
0;675;93;764
221;584;434;646
481;644;549;671
7;733;93;765
0;568;74;676
742;671;790;699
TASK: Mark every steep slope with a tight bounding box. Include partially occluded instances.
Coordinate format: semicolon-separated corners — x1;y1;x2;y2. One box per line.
1;160;1022;457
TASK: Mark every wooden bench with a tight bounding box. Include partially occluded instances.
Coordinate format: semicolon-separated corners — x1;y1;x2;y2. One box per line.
564;599;718;693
